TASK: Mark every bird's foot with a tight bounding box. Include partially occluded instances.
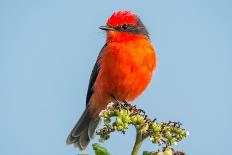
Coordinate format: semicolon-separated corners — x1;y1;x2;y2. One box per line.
111;94;130;109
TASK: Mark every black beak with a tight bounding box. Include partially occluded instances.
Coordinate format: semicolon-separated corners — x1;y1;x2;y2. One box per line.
99;26;114;31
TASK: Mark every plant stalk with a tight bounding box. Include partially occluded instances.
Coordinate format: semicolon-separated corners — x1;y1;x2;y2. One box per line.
131;132;144;155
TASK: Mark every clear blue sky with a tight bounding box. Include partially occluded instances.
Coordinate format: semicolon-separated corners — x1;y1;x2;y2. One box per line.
0;0;231;155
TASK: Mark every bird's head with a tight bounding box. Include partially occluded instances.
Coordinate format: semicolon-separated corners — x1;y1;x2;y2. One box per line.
99;10;149;42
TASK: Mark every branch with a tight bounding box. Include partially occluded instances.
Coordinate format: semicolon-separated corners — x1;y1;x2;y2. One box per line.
96;102;189;155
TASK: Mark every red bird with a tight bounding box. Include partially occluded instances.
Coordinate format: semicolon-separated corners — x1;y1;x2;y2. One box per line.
67;10;157;150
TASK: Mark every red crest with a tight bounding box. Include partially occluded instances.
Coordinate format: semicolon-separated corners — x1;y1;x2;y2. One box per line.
107;10;138;27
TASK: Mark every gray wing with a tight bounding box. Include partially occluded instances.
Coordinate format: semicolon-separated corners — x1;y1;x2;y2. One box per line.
86;43;107;105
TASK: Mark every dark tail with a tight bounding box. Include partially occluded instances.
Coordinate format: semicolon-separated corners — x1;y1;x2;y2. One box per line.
66;108;100;150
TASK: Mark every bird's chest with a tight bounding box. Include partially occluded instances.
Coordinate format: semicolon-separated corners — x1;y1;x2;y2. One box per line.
99;40;156;100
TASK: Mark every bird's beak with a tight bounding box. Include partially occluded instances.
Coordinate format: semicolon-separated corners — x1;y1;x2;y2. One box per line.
99;26;114;31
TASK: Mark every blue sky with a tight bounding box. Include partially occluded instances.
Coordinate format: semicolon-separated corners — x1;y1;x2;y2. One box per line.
0;0;231;155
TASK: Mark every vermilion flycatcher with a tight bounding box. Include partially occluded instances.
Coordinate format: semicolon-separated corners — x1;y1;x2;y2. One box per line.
67;10;157;150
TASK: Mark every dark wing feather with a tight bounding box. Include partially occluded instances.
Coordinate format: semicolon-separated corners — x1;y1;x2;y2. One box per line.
86;43;107;105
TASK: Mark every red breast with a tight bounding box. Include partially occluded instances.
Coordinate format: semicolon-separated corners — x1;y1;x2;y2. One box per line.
98;35;156;101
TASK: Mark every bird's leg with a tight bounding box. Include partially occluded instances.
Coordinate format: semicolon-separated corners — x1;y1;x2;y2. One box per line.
111;94;120;103
122;100;129;105
111;94;122;108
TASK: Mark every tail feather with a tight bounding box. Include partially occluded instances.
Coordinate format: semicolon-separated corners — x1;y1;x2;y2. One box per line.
66;108;100;150
88;119;99;138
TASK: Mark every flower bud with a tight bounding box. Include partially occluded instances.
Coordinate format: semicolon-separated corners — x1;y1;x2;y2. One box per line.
157;151;164;155
131;116;137;123
163;148;172;155
115;118;123;126
137;116;144;124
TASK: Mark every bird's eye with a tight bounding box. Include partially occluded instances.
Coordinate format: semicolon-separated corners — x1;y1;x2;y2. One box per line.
121;24;128;30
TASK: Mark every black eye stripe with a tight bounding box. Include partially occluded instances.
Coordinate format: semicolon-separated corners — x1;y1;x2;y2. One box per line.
112;19;149;37
114;24;135;31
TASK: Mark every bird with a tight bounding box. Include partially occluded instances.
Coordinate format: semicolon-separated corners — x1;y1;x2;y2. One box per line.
66;10;157;150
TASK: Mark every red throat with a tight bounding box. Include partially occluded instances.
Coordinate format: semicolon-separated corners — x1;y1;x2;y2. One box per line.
107;31;147;43
107;10;138;27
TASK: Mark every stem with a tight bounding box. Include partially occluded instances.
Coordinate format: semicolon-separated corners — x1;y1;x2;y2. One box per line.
131;132;144;155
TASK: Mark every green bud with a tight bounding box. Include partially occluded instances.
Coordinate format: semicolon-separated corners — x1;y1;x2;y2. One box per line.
137;115;144;124
169;138;176;145
103;118;111;124
120;110;125;116
121;115;130;123
153;135;162;143
151;124;161;133
131;116;137;123
157;151;164;155
108;111;115;116
163;148;172;155
140;124;148;134
123;123;129;129
115;118;123;126
164;132;172;140
115;110;121;116
117;125;124;131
